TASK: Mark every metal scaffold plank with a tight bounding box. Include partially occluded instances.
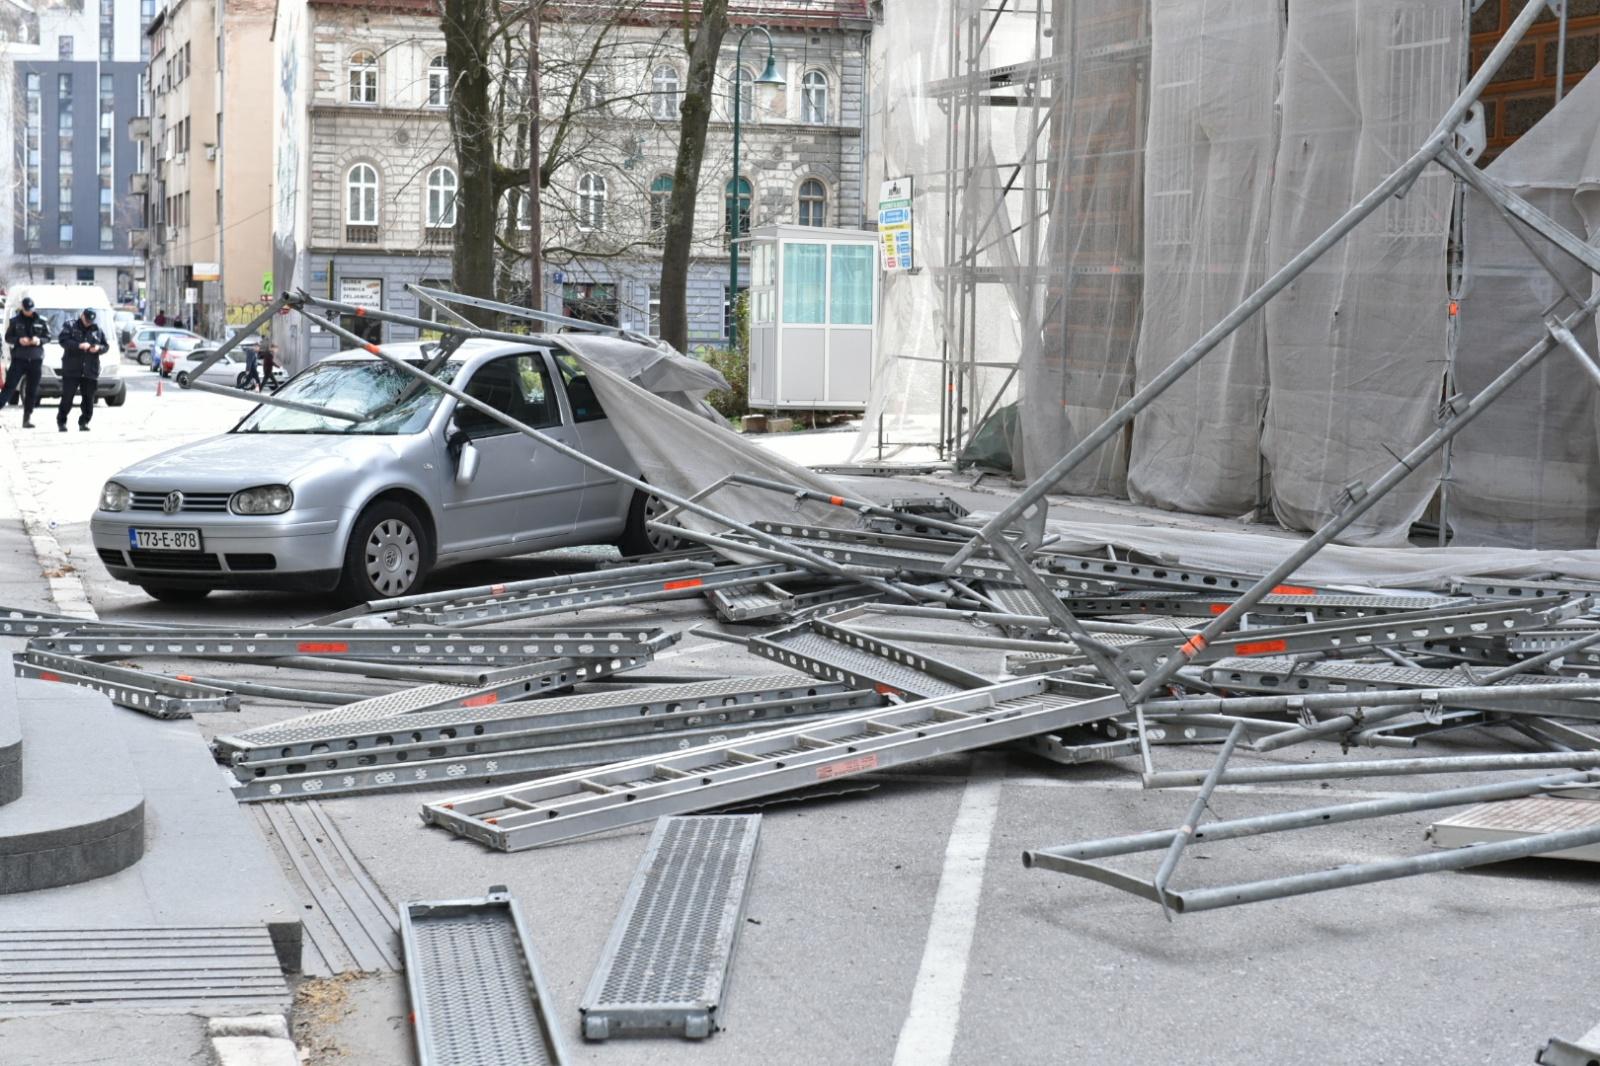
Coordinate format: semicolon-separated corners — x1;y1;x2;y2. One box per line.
216;675;845;760
400;887;567;1066
580;815;762;1041
749;617;992;699
420;678;1122;851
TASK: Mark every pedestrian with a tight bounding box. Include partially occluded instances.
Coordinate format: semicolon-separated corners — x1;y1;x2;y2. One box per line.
56;307;108;432
241;340;261;391
259;340;277;390
1;297;51;428
154;309;168;327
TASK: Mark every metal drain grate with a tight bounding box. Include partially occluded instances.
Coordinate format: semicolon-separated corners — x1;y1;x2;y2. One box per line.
581;815;761;1041
401;887;566;1066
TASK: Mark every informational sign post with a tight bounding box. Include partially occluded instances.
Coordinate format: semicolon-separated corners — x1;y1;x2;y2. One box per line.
877;177;915;273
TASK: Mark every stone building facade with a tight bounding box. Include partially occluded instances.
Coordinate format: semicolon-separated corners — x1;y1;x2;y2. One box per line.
271;0;873;369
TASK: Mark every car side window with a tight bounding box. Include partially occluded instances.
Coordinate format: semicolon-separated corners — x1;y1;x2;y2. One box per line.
457;354;561;438
553;353;607;423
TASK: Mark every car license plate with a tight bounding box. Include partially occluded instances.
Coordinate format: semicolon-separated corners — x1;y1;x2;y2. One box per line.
128;527;203;552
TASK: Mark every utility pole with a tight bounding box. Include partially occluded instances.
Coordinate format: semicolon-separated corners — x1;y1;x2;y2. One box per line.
526;0;544;329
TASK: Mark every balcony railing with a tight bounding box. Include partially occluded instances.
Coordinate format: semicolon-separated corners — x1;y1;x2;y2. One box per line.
424;227;452;247
345;225;379;245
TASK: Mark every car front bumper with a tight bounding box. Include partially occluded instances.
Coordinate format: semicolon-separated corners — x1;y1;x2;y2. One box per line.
90;511;347;592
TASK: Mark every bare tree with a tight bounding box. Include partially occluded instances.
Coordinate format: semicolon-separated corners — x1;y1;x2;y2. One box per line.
658;0;729;353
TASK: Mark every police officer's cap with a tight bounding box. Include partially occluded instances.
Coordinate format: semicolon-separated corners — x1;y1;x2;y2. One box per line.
19;297;33;311
80;308;97;322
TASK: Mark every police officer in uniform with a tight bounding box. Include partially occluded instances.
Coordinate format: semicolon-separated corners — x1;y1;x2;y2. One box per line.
56;307;108;432
1;297;51;428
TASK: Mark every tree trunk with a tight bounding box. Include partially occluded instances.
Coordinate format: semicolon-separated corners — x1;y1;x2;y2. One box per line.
526;0;544;328
658;0;730;354
444;0;497;325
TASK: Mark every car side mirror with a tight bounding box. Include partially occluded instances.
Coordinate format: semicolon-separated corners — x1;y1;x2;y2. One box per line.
455;438;480;486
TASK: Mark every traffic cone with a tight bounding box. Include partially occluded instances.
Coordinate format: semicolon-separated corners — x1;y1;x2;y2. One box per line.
156;376;162;397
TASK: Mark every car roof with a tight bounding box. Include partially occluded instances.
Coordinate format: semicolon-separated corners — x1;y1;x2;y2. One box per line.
318;337;564;370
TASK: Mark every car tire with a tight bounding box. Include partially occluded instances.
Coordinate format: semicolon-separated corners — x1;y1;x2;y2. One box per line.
141;585;211;604
337;500;431;605
175;372;189;388
106;389;126;407
618;488;683;557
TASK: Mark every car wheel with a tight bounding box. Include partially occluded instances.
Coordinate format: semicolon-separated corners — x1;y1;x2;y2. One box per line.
337;500;431;604
141;585;211;604
175;372;189;388
618;488;683;557
106;389;126;408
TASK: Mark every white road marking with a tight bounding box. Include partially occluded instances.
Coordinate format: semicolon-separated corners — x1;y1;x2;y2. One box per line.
891;753;1004;1066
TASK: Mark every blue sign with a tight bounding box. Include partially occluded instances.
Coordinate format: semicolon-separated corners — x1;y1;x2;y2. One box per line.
552;271;566;284
881;207;909;225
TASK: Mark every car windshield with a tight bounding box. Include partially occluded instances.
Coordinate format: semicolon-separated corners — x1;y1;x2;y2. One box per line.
233;359;461;436
35;309;85;335
164;336;203;351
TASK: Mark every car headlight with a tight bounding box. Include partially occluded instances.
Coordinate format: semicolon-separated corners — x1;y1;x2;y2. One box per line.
100;481;131;512
230;485;294;515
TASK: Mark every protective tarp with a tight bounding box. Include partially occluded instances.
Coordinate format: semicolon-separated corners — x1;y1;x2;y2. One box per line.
576;358;856;536
1126;0;1280;516
551;334;729;418
1038;518;1600;589
1450;69;1600;548
1020;0;1146;496
1259;0;1462;545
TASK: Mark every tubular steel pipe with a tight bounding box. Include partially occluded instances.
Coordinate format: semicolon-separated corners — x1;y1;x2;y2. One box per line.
1477;626;1600;683
1153;722;1245;899
1250;703;1418;753
1025;771;1596;864
1168;821;1600;913
183;377;364;422
1143;677;1600;716
1129;309;1600;703
1143;750;1600;790
861;602;1193;638
949;0;1560;568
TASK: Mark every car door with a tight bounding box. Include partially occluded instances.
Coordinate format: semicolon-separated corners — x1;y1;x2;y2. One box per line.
436;352;585;555
550;351;636;537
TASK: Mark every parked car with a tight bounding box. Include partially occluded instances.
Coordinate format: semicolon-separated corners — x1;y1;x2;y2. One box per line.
168;347;247;388
92;339;677;604
129;327;199;365
0;284;127;407
157;334;207;375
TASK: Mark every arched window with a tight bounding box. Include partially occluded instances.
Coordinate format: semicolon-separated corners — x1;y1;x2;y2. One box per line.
798;178;827;227
725;176;752;243
578;172;607;231
349;51;377;104
801;69;828;124
427;56;449;107
577;75;605;111
649;174;673;235
426;166;458;228
346;163;378;225
731;66;754;122
650;65;680;120
505;188;533;231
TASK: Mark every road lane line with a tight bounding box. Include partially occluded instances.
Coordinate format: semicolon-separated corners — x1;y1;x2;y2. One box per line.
892;753;1004;1066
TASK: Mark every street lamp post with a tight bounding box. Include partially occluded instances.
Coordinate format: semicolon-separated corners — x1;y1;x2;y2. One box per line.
729;27;784;352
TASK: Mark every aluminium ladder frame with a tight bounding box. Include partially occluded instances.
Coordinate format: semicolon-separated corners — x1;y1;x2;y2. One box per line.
420;677;1123;851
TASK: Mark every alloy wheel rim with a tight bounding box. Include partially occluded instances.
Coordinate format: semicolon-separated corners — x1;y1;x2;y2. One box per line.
643;494;679;553
364;518;419;595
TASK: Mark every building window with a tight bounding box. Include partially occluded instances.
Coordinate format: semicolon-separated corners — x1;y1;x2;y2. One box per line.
577;172;607;231
506;188;533;231
649;174;673;235
650;65;680;120
802;69;829;125
76;267;95;283
349;51;378;104
731;67;754;122
58;34;73;59
100;73;115;250
58;75;73;248
724;177;752;245
100;0;114;62
427;56;449;107
577;75;605;112
24;73;40;246
562;282;618;326
647;285;661;335
426;166;458;227
723;286;734;339
346;163;379;225
798;178;827;227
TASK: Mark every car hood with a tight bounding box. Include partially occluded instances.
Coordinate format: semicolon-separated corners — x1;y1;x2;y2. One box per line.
111;433;414;492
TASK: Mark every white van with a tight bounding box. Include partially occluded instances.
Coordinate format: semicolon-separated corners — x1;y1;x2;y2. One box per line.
2;284;126;406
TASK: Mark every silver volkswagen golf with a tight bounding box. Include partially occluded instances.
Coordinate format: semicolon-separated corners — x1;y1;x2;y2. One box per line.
92;340;674;604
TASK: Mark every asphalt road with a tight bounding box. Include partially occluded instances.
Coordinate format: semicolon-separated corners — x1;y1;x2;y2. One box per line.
2;373;1596;1066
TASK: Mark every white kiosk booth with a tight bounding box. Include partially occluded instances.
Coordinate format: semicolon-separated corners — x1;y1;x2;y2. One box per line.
745;223;877;411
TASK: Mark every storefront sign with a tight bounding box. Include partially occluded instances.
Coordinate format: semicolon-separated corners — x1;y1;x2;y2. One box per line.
338;278;382;310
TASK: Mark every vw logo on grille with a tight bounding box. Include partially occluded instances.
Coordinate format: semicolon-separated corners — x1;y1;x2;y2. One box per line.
162;491;184;514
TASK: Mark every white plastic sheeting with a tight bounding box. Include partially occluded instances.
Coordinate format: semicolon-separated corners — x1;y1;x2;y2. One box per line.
1451;69;1600;548
1259;0;1462;545
1126;0;1279;516
576;358;856;537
